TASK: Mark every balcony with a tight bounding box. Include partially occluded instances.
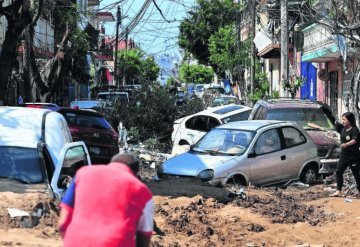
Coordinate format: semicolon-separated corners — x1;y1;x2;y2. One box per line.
302;24;339;62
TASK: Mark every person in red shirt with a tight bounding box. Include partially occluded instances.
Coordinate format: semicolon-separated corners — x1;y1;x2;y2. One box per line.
58;153;153;247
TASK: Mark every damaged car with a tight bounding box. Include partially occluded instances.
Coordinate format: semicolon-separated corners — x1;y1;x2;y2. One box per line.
158;120;320;187
0;107;91;200
172;104;252;146
248;99;340;176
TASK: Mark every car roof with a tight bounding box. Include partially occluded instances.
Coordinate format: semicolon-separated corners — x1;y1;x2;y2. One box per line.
97;91;128;95
217;120;291;131
0;107;63;148
257;99;320;109
58;108;104;117
196;104;252;118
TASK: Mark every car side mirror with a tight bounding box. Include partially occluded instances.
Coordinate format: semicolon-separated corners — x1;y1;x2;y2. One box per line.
190;144;194;150
248;150;257;158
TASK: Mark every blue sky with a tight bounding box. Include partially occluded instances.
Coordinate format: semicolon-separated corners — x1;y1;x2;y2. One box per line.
99;0;196;57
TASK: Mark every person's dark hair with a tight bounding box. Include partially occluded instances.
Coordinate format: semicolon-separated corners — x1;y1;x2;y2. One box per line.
111;154;139;174
342;112;356;127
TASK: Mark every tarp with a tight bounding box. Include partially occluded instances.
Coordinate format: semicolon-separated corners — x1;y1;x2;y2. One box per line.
300;62;317;101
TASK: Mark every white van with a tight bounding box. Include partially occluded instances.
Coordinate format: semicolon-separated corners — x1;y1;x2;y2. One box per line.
0;107;91;200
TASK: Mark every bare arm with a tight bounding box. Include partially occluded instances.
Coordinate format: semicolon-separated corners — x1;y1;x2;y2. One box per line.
57;204;73;237
340;139;357;149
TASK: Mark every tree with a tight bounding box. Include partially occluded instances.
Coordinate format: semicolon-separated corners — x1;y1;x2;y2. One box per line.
116;48;160;85
24;3;90;102
208;24;251;99
178;0;242;67
299;1;360;123
178;64;214;84
0;0;43;105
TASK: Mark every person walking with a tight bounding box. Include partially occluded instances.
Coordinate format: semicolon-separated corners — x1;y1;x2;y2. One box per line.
58;154;153;247
330;112;360;197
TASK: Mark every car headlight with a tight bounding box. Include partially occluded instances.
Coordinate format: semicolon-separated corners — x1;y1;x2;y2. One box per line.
197;169;214;182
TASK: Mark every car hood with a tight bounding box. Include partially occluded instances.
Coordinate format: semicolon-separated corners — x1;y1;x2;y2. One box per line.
0;178;49;194
306;130;339;147
162;151;237;177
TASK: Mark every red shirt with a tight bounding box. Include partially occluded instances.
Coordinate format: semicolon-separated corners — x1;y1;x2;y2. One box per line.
60;163;153;247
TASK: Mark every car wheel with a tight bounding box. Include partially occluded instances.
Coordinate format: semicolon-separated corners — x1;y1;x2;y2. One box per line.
300;166;318;185
226;175;246;194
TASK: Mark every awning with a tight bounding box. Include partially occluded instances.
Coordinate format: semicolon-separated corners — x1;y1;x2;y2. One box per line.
96;12;115;22
257;43;281;58
253;28;281;58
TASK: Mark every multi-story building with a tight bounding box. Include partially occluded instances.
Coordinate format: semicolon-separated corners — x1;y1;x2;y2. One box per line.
251;0;358;119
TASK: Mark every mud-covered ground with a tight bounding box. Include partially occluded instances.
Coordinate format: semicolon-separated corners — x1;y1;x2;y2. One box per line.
0;161;360;247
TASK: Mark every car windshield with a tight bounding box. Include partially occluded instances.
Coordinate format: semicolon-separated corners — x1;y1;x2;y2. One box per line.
62;112;113;130
192;128;255;156
0;147;44;184
266;108;334;130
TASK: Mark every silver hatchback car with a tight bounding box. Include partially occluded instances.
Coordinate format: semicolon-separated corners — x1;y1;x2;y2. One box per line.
158;120;320;187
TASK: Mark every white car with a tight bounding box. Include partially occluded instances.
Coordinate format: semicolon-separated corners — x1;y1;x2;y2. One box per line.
0;107;91;200
171;104;252;146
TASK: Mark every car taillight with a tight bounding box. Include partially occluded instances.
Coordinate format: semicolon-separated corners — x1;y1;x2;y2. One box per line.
69;127;80;133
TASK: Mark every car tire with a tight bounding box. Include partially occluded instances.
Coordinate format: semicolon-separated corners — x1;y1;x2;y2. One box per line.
226;175;246;193
300;166;318;185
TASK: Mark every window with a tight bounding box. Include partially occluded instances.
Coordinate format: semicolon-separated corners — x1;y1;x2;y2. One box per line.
255;129;281;155
192;116;207;131
185;117;194;129
266;108;334;130
207;117;220;131
58;145;89;189
281;127;306;148
0;147;44;184
221;110;251;123
253;104;265;120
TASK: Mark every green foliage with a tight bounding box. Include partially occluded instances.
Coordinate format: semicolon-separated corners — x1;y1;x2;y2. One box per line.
116;49;160;84
249;62;270;103
178;64;214;84
282;76;305;99
272;90;280;99
98;85;205;152
179;0;243;66
208;25;250;76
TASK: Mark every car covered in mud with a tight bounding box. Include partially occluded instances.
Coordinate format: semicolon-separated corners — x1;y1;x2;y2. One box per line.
0;107;91;200
248;99;340;176
158;120;320;187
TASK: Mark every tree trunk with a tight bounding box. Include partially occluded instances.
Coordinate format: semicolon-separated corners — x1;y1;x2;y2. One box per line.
0;22;21;105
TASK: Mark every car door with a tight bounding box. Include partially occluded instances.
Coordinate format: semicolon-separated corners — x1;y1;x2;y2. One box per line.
51;141;91;200
279;126;308;178
248;128;289;185
183;116;209;145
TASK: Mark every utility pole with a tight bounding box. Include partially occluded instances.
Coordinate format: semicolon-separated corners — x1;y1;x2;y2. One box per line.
122;27;129;86
114;5;121;87
280;0;288;95
250;0;256;106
